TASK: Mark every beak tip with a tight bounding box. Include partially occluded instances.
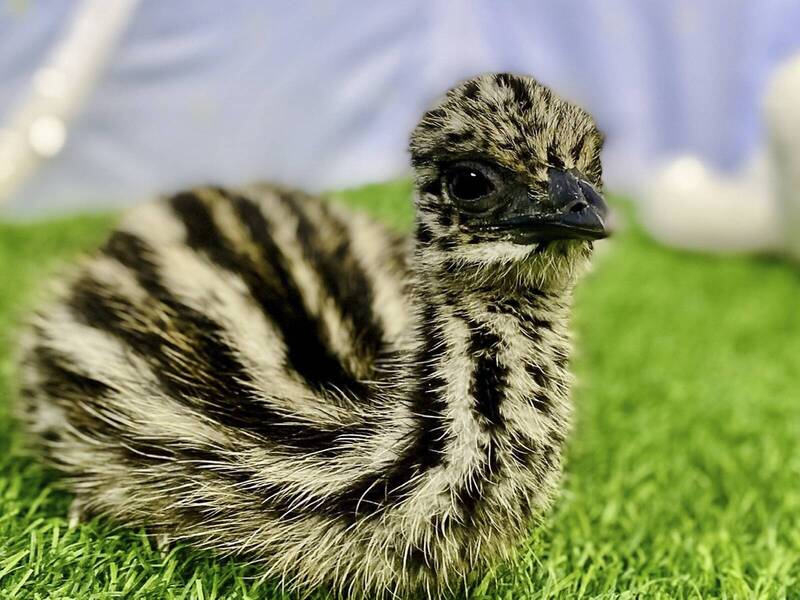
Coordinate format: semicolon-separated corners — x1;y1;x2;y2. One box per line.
546;169;610;240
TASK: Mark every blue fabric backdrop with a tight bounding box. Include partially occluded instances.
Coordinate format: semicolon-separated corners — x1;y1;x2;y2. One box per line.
1;0;799;216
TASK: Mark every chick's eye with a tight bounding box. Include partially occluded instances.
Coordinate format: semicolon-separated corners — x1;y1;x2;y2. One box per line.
446;167;494;202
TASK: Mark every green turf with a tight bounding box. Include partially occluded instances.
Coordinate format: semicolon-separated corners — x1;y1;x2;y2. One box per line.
1;183;799;599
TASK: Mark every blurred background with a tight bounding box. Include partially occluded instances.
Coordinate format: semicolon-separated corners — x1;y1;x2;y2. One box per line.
2;6;800;598
1;0;800;256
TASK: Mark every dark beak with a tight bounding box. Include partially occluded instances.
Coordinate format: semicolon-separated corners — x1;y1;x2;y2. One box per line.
488;169;609;242
526;169;609;241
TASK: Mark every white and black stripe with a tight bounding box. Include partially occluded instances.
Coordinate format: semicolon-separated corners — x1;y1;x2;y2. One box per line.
17;72;603;598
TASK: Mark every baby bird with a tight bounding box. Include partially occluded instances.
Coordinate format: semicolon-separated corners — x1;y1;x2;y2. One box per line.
17;73;607;598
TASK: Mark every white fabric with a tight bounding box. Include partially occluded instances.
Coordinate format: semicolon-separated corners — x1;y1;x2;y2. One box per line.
641;53;800;258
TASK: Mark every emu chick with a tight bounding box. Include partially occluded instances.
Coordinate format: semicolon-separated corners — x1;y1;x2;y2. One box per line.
17;73;607;598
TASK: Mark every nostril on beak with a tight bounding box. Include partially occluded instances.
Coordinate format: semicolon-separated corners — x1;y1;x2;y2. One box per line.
568;200;589;214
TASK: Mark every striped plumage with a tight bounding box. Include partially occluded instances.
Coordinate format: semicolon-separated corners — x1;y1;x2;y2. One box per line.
16;74;607;598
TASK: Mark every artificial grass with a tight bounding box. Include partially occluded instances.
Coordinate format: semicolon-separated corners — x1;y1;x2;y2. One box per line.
0;182;799;599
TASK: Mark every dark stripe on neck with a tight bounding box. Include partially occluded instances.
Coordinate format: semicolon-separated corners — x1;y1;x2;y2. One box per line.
319;299;450;521
453;439;502;528
525;362;553;414
509;437;558;478
467;321;508;430
442;317;509;526
276;191;385;374
168;191;366;397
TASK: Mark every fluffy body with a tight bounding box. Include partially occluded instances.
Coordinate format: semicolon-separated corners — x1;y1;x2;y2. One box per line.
17;74;604;597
